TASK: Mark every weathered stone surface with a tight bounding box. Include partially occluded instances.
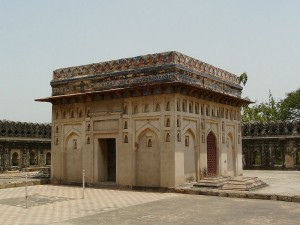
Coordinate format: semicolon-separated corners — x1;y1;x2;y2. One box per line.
228;192;247;198
37;51;249;188
242;121;300;170
277;195;292;202
247;193;270;200
15;183;25;187
270;195;278;201
218;192;228;197
292;196;300;203
0;120;51;172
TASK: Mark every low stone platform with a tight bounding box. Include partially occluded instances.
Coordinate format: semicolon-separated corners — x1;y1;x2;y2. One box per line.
221;176;268;191
0;171;50;189
193;176;267;191
193;177;230;188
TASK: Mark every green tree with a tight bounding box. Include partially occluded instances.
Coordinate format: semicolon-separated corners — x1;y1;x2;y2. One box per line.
242;91;282;123
279;88;300;120
239;72;248;86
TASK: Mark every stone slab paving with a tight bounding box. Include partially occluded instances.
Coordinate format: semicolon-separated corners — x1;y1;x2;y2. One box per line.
243;170;300;196
0;185;177;225
51;194;300;225
175;170;300;203
0;170;299;224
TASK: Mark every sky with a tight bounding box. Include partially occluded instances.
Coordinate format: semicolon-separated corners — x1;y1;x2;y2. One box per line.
0;0;299;123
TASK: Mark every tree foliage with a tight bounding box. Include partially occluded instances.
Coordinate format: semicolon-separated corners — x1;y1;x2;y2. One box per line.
239;72;248;86
242;91;282;123
280;88;300;120
242;88;300;123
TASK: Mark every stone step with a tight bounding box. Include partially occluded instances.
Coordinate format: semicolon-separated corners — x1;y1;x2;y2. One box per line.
193;177;231;188
193;176;268;191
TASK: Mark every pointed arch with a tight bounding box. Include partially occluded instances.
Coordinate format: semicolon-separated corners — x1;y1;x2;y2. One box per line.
136;124;160;143
155;103;161;112
183;128;196;182
226;131;236;176
207;131;217;176
64;129;82;151
124;121;128;129
183;127;196;141
144;104;149;113
166;118;170;127
78;109;83;118
63;129;82;182
165;101;170;111
30;150;37;165
135;126;160;186
134;105;139;114
124;105;128;114
46;152;51;165
12;152;19;166
62;111;66;119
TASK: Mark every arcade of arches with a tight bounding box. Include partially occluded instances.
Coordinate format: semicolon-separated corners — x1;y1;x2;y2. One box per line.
242;121;300;170
0;120;51;171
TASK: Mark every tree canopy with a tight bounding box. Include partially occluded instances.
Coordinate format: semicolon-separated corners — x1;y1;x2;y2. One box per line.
242;88;300;123
280;88;300;120
239;72;248;86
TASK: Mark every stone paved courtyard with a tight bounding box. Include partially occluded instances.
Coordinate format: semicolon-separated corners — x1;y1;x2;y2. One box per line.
0;170;299;224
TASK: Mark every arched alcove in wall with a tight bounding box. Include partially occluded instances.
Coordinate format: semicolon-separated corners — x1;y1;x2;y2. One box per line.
183;128;196;182
30;151;37;165
135;127;160;186
226;132;236;176
63;130;82;182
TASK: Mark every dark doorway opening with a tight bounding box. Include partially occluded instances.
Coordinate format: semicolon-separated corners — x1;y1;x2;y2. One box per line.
207;132;217;176
99;138;116;182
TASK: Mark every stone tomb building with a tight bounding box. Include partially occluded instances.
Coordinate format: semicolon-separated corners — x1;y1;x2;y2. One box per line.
37;51;250;187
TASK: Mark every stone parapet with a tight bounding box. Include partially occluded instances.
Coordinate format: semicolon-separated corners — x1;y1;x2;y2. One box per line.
242;121;300;170
242;120;300;137
53;51;240;85
49;51;244;100
0;120;51;139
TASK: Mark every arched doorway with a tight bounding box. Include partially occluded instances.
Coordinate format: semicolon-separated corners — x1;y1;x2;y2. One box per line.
12;152;19;166
207;132;217;176
46;152;51;165
30;151;37;165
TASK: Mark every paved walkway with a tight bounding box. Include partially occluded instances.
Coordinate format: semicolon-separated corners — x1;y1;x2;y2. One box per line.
0;185;176;225
243;170;300;196
175;170;300;202
0;170;299;224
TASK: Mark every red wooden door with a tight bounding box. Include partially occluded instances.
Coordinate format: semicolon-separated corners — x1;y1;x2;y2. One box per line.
207;132;217;176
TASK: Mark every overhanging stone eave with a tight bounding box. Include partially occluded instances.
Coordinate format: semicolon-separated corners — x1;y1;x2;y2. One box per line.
36;81;250;106
179;82;252;106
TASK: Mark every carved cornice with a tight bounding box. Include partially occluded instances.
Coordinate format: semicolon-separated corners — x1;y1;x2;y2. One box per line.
52;51;240;86
35;51;250;104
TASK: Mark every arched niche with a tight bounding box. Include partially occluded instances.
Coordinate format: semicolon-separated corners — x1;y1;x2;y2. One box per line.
135;128;160;186
183;129;196;182
226;132;236;176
